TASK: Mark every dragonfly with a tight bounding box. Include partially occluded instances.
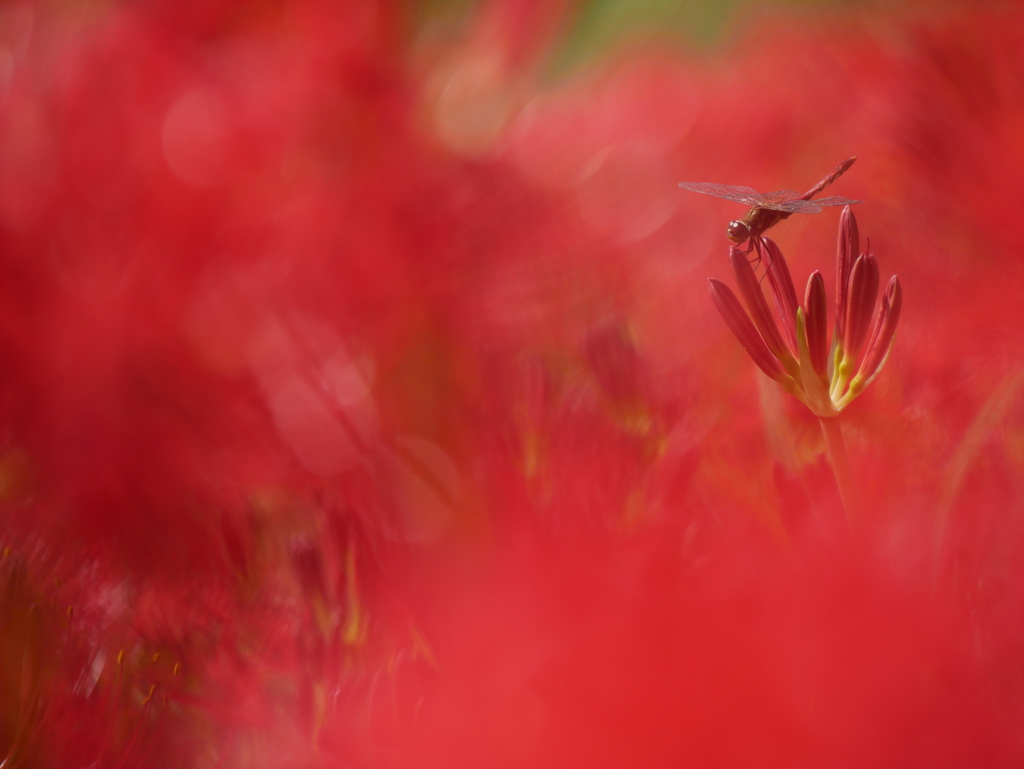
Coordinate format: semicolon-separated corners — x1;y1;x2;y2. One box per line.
678;157;862;251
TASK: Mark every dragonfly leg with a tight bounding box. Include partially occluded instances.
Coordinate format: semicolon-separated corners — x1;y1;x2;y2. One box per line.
746;237;774;283
734;242;767;283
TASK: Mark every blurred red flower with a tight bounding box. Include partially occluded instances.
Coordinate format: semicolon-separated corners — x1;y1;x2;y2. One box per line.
1;1;1024;767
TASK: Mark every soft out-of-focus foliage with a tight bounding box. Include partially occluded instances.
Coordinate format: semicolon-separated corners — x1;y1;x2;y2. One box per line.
1;0;1024;766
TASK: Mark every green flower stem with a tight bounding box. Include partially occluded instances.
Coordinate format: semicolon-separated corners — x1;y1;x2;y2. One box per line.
818;415;856;527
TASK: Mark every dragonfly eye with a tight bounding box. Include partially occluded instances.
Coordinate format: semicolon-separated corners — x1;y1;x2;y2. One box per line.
727;220;750;243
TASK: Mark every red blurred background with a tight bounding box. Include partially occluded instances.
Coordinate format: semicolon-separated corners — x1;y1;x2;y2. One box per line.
1;0;1023;766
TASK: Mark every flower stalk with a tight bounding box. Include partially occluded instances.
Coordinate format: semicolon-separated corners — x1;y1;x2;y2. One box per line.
818;415;857;525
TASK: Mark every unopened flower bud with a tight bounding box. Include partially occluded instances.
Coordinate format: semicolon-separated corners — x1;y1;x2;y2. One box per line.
858;276;903;382
835;205;860;342
729;247;792;367
803;271;829;379
761;237;800;355
843;252;879;363
708;279;789;383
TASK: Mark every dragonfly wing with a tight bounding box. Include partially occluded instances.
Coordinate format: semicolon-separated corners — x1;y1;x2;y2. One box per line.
677;182;764;206
811;195;863;207
767;198;822;214
755;190;820;213
759;190;801;203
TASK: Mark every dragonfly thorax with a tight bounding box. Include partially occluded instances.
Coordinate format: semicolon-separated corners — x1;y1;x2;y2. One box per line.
730;207;788;244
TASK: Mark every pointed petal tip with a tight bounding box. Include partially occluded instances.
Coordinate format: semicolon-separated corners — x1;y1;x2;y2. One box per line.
804;269;825;290
839;204;859;227
884;274;903;324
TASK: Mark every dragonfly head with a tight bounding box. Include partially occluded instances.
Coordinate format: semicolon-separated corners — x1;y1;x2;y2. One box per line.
727;220;751;244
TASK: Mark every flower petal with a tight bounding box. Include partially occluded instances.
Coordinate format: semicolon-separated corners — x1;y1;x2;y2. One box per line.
761;237;800;355
857;275;903;381
803;271;829;379
729;247;792;367
796;308;836;417
834;206;859;342
708;279;788;383
843;252;879;363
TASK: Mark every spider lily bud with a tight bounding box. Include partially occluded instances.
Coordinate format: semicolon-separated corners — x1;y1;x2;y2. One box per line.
835;205;859;342
708;279;790;385
803;271;829;380
846;276;903;398
707;210;900;417
761;237;800;354
728;246;795;371
843;252;879;362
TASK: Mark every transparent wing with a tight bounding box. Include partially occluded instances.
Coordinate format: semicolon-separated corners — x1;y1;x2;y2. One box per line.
811;195;863;207
761;196;823;214
677;182;765;206
758;190;801;204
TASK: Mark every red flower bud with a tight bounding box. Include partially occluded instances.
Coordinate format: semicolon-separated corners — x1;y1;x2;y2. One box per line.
729;247;791;365
803;271;829;379
858;276;903;381
708;279;788;383
843;252;879;362
835;206;860;342
761;237;800;355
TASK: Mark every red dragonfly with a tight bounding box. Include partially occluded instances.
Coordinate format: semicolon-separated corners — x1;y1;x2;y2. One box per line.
678;157;861;250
